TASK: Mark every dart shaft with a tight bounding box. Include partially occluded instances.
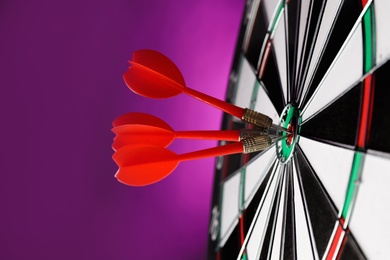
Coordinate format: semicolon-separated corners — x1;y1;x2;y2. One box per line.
174;129;270;141
175;130;240;141
177;142;243;161
183;86;245;119
183;87;289;132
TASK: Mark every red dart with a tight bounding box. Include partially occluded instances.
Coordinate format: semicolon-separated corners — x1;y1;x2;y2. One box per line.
113;136;271;186
111;112;264;150
123;49;288;132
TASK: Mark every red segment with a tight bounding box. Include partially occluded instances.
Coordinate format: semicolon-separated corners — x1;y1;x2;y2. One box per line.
258;40;272;78
239;214;245;245
357;75;375;148
339;217;345;226
326;223;345;260
286;125;294;146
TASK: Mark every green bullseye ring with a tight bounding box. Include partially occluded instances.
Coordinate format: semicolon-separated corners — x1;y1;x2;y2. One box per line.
276;104;301;163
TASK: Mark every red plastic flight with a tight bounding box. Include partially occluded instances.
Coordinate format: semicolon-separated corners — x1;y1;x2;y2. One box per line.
112;112;243;150
113;142;244;186
123;50;245;119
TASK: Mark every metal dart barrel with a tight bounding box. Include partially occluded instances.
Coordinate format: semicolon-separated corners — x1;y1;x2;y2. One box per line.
241;135;272;153
241;108;290;134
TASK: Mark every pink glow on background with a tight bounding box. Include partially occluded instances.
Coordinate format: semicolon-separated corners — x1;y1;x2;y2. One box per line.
0;0;244;259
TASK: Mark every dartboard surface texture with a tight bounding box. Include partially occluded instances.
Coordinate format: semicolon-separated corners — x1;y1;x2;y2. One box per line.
207;0;390;259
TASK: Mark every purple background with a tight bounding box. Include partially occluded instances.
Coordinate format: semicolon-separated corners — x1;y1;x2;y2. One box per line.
0;0;244;259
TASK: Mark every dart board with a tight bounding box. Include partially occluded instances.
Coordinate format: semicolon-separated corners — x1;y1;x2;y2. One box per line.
207;0;390;259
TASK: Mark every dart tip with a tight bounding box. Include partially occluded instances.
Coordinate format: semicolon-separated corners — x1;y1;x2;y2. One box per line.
271;135;288;142
271;124;291;134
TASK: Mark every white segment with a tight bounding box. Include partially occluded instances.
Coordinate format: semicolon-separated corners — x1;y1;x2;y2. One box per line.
302;0;343;99
272;10;288;103
375;0;390;63
219;173;241;247
270;171;287;260
264;0;281;24
245;148;276;208
254;82;280;124
234;58;257;108
241;163;281;259
293;159;319;259
298;137;354;211
295;0;311;83
302;22;363;122
349;154;390;260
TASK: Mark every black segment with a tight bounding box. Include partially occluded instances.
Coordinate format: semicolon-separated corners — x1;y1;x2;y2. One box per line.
283;165;296;260
286;0;300;100
295;147;338;259
295;0;323;92
224;153;242;180
339;232;367;260
300;82;362;150
247;148;260;162
301;0;362;107
220;225;241;260
368;60;390;155
224;120;246;180
245;1;268;68
262;48;286;114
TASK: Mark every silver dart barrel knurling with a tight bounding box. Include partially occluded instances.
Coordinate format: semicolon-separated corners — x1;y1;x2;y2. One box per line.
241;108;290;134
242;136;272;153
239;129;268;140
241;108;272;128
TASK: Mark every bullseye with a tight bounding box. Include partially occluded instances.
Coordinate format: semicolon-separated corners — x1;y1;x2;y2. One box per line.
286;125;295;146
276;104;301;163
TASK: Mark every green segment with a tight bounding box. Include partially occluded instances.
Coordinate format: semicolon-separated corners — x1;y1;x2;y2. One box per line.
276;105;301;163
341;153;363;219
281;106;296;159
340;3;376;220
250;81;260;110
363;6;374;73
240;167;247;260
240;168;246;210
270;0;286;35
